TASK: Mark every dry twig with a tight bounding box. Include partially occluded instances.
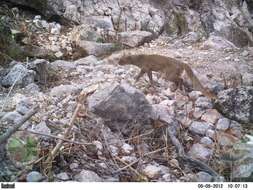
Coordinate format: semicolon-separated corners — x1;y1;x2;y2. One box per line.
21;129;93;146
45;88;96;164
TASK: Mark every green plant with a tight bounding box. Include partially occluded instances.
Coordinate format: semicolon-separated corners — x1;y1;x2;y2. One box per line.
7;136;38;163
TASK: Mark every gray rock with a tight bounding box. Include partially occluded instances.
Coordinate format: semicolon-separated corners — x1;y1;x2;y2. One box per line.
16;98;33;115
88;83;153;136
229;120;242;138
26;171;44;182
121;143;134;155
162;174;173;182
200;137;214;146
78;41;118;57
196;172;213;182
50;84;80;97
104;177;119;182
121;156;138;163
189;121;212;135
192;107;206;119
85;16;114;31
215;87;253;123
142;163;162;179
118;31;153;47
109;145;119;157
54;51;63;58
201;35;237;50
1;63;35;87
152;104;179;135
201;109;221;125
70;24;102;42
1;111;22;124
216;118;230;131
49;60;76;71
0;112;6;119
63;4;80;23
74;55;98;65
93;141;103;151
189;91;202;100
182;32;202;44
69;163;79;171
24;83;40;93
22;45;55;59
243;73;253;86
74;170;102;182
50;23;61;34
56;172;69;181
188;143;213;161
40;20;50;30
195;96;213;109
242;50;249;57
206;129;215;140
34;15;42;20
32;121;51;138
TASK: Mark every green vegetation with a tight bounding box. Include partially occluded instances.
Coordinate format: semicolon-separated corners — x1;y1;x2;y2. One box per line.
7;136;38;163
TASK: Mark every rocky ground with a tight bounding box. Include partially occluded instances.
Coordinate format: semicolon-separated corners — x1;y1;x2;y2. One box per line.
1;0;253;182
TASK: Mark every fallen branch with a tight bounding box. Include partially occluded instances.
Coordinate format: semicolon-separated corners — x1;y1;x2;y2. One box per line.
114;158;140;173
45;88;96;164
0;106;39;144
21;129;93;146
115;156;144;178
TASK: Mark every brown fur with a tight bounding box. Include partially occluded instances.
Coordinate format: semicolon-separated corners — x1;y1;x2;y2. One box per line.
117;53;217;99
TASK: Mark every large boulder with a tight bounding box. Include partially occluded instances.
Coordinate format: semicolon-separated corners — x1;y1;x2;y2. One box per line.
87;83;153;136
215;87;253;123
1;63;35;88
